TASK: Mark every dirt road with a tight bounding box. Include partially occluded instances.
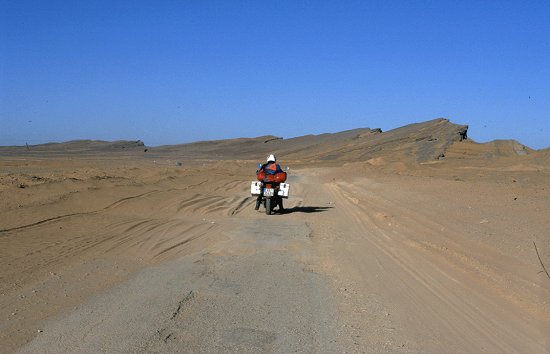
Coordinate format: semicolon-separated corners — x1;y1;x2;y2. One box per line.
293;169;550;352
6;165;550;353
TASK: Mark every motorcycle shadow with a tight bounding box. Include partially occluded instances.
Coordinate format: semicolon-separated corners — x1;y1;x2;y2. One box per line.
284;206;333;214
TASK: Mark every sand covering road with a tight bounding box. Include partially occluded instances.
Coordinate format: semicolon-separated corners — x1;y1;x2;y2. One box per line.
1;119;549;352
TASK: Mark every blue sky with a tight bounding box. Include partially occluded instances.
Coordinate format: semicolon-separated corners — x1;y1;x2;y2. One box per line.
1;1;549;148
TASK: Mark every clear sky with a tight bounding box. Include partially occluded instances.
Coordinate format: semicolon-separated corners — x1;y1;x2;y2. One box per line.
1;1;549;148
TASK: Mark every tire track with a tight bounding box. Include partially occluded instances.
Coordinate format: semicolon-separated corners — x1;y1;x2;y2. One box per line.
0;180;210;234
324;181;545;352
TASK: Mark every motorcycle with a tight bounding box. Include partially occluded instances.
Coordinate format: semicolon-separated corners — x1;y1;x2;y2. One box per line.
251;165;290;215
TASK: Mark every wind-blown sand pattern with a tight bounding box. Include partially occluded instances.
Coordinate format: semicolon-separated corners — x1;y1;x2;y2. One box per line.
1;119;549;353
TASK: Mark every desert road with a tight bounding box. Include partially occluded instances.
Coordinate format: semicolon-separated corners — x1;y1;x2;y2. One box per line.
3;163;548;353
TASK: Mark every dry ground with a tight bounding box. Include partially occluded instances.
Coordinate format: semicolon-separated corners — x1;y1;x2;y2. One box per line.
1;155;549;353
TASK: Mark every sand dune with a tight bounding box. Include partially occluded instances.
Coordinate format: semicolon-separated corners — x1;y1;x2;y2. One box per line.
1;119;549;353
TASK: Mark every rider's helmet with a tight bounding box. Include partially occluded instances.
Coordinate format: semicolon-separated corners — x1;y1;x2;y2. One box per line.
267;154;276;163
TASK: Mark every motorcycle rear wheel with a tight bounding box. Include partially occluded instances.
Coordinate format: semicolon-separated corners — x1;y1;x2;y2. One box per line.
265;198;272;215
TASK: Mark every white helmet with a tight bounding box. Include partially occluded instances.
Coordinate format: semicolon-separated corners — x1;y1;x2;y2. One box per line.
266;154;276;163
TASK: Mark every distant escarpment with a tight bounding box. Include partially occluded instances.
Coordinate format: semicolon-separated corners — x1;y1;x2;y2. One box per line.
0;140;146;156
152;118;469;164
8;119;541;166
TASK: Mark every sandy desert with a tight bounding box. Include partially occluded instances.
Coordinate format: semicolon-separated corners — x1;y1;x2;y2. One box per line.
1;118;549;353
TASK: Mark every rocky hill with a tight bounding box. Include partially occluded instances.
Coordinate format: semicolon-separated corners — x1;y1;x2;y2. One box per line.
0;140;146;156
151;118;468;163
2;118;546;167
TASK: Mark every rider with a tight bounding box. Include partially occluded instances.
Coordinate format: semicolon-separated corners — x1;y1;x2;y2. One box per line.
259;154;284;211
260;154;283;175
